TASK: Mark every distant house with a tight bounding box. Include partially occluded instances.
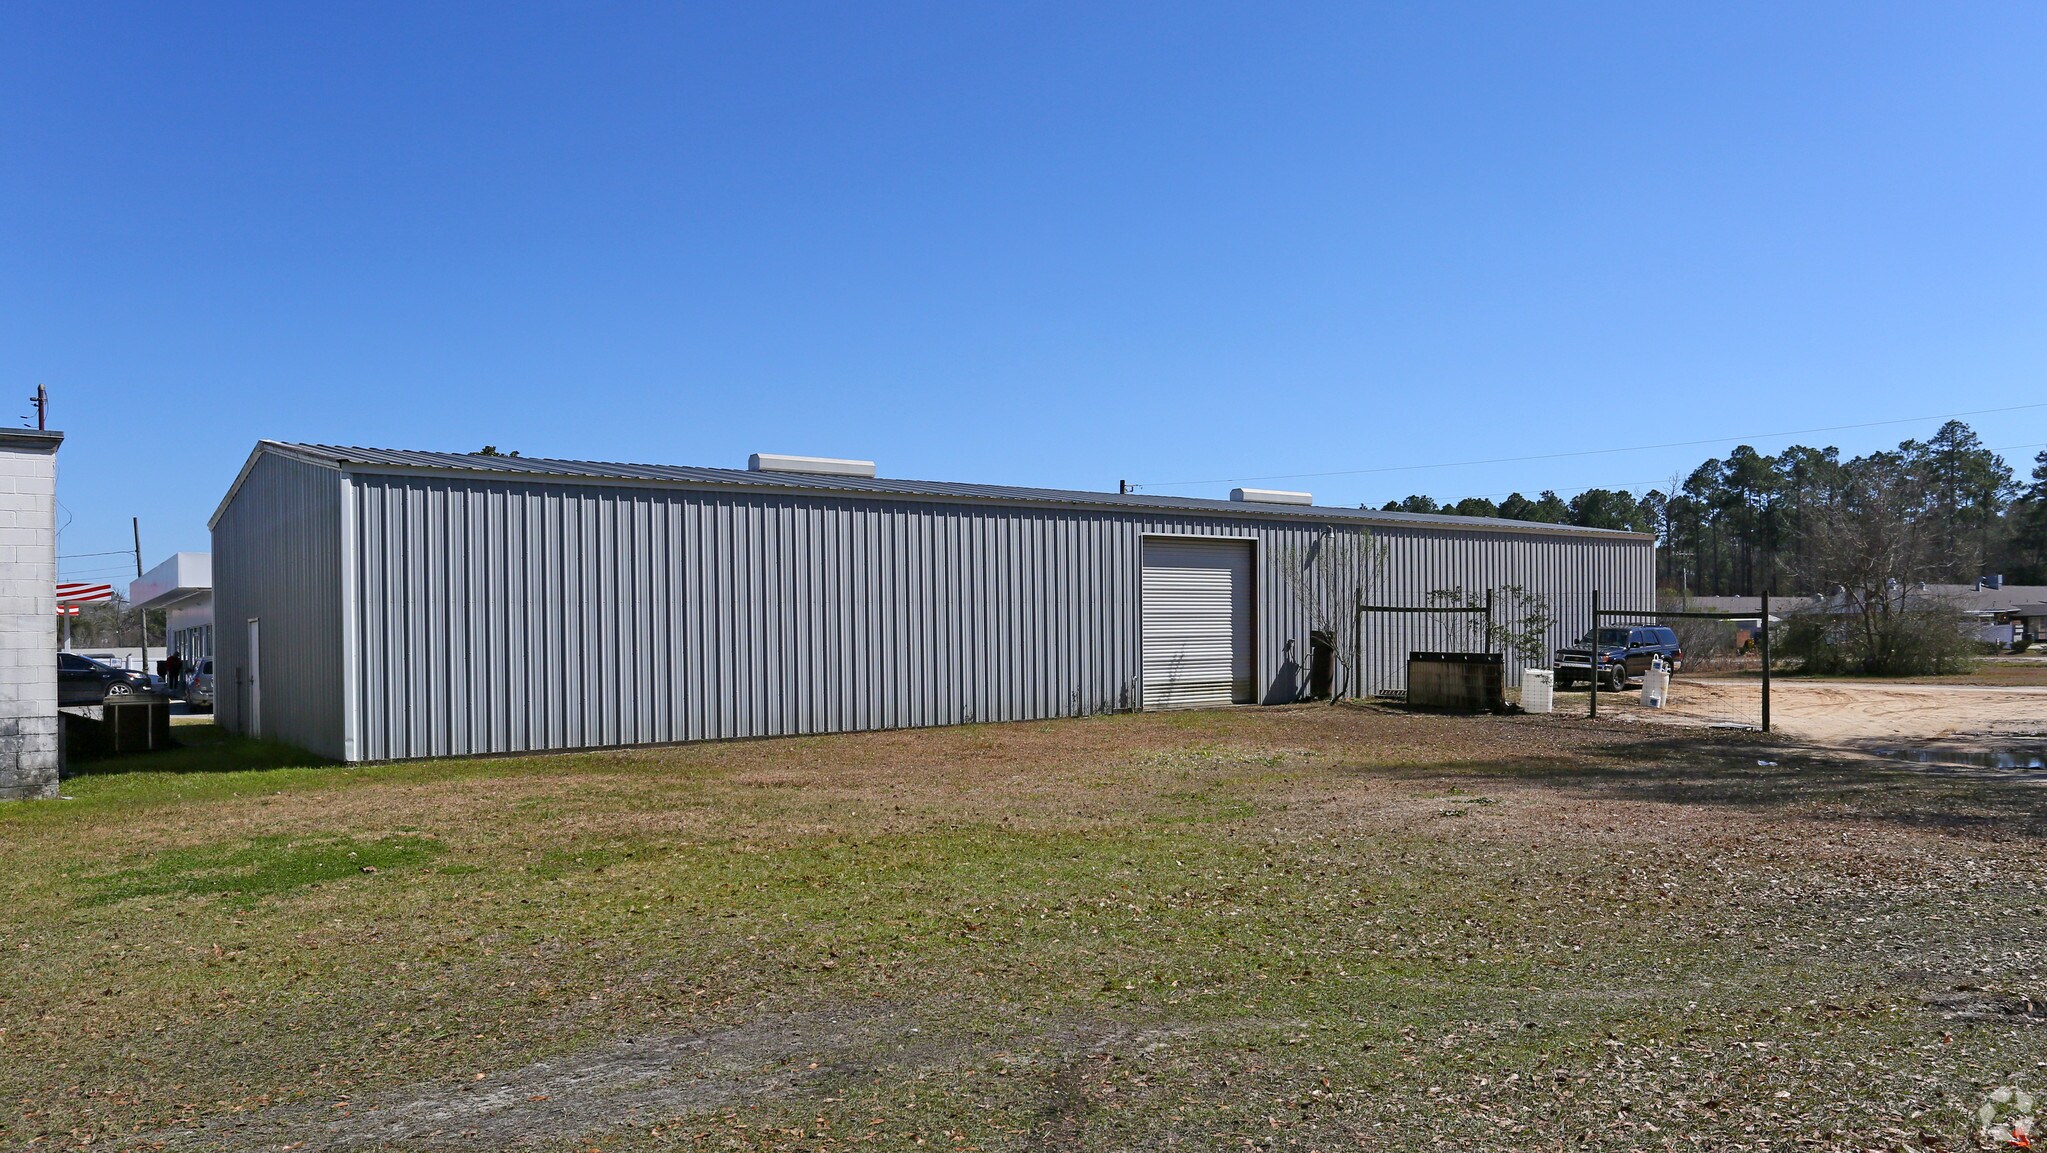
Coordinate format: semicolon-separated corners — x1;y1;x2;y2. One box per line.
2014;604;2047;648
1890;582;2047;647
1667;595;1817;648
1680;583;2047;649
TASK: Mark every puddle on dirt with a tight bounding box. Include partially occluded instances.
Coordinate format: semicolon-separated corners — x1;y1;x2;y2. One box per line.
1871;746;2047;770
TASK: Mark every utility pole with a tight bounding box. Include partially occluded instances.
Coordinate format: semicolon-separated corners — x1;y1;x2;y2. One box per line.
30;385;46;430
133;518;147;675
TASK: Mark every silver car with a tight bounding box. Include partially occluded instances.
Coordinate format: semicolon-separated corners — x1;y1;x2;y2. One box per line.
183;658;215;712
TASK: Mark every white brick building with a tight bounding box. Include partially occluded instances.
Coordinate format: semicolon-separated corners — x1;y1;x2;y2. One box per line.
0;430;62;800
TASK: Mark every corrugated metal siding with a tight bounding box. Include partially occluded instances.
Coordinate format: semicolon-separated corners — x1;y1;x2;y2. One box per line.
338;472;1654;761
1354;527;1654;697
212;453;345;758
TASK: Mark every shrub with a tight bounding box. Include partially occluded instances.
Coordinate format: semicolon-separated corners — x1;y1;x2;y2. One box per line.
1776;605;1975;676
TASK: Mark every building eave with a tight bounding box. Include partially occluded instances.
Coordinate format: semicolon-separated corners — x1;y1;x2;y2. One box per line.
0;428;64;452
233;443;1655;543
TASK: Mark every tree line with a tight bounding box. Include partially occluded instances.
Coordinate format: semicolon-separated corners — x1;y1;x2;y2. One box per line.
1379;419;2047;594
60;596;164;649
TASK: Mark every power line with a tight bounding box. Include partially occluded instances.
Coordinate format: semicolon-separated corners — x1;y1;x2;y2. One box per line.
1131;400;2047;490
57;549;138;560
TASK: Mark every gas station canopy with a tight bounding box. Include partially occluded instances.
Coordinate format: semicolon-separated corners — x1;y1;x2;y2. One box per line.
129;552;211;611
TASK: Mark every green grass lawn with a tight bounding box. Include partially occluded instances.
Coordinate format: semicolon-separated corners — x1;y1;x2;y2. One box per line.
3;710;2043;1151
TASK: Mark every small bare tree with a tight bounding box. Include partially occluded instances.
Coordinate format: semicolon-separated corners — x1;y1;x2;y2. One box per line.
1792;450;1975;674
1275;527;1387;699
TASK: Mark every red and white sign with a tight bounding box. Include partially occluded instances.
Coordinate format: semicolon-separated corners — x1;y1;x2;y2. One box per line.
55;606;79;616
56;582;114;604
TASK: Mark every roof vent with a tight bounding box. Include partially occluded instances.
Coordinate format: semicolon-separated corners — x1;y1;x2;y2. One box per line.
1231;487;1312;506
747;453;877;479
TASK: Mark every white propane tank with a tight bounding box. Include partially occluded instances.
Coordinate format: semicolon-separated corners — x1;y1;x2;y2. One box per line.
1640;665;1670;709
1520;668;1555;714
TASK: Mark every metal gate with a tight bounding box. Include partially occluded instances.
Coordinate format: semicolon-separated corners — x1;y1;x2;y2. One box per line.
1141;538;1254;709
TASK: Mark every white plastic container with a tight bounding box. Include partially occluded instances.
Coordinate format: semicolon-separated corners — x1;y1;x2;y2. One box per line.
1640;667;1670;709
1519;668;1554;714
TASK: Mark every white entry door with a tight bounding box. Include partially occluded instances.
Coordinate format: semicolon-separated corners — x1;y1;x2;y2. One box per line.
246;618;262;739
1141;538;1254;709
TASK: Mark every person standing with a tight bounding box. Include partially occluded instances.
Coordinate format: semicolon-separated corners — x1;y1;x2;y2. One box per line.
164;650;184;692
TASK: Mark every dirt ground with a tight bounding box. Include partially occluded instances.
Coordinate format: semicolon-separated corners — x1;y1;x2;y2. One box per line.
9;707;2047;1151
1613;677;2047;744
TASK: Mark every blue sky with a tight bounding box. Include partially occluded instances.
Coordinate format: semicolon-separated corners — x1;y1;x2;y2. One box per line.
6;3;2045;583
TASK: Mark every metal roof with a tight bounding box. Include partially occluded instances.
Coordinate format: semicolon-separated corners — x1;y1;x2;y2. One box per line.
211;440;1655;541
1920;583;2047;613
1669;595;1821;617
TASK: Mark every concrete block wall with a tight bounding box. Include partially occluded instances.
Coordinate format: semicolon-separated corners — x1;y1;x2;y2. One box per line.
0;431;62;800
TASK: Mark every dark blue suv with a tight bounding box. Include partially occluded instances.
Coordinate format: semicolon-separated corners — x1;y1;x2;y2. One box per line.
1553;626;1682;691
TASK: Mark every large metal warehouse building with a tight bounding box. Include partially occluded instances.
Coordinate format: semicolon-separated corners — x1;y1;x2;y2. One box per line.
210;443;1654;762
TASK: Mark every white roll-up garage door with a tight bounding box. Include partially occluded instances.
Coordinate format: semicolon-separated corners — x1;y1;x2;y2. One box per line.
1141;538;1254;709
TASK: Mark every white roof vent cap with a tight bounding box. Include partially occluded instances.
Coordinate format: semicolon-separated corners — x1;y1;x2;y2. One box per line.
748;453;877;478
1231;487;1312;506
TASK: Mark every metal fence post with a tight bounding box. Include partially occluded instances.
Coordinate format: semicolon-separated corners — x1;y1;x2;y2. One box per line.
1588;588;1600;719
1759;589;1771;733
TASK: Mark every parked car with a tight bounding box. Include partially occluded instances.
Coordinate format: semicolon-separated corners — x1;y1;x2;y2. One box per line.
58;653;154;706
183;658;214;712
1553;626;1683;691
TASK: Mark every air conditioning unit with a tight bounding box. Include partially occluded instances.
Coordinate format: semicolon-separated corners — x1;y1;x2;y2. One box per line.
747;454;877;478
1230;488;1312;506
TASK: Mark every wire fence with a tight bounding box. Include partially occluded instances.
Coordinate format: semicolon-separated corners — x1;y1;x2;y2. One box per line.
1588;591;1772;732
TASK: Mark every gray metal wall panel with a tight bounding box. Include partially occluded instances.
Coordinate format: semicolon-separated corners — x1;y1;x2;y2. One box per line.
1352;526;1654;697
339;473;1655;762
211;453;345;759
